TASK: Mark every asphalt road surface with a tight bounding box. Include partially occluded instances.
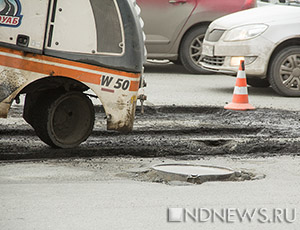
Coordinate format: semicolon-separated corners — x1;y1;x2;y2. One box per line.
0;63;300;230
143;62;300;111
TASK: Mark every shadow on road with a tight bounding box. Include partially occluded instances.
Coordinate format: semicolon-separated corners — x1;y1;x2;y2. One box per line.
248;87;281;97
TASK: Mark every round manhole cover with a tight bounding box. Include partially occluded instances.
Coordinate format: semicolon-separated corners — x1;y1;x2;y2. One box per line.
152;163;235;184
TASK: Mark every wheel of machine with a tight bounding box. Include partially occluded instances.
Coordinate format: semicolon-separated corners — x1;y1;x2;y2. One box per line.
247;78;270;88
33;91;95;148
269;46;300;96
179;26;211;74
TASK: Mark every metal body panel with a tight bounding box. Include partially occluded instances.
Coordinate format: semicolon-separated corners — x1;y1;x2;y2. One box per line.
0;0;146;132
167;6;230;57
138;0;254;60
137;0;196;54
0;47;140;131
45;0;145;73
200;37;274;77
200;4;300;77
46;0;124;55
46;0;98;54
89;0;124;54
0;0;49;52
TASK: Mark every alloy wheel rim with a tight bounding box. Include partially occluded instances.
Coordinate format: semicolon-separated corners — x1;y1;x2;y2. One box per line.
279;54;300;91
189;35;205;66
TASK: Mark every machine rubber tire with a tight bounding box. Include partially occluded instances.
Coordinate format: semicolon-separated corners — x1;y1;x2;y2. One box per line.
247;78;270;88
32;91;95;148
179;26;211;74
269;46;300;96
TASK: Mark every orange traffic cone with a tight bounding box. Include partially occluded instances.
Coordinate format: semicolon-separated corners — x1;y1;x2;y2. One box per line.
224;60;255;111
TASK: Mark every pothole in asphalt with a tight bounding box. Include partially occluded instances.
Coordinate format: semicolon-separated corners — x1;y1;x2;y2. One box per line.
123;163;266;185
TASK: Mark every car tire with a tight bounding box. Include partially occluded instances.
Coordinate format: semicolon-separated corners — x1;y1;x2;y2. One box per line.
247;78;270;88
172;59;182;65
179;26;212;74
269;46;300;96
31;90;95;148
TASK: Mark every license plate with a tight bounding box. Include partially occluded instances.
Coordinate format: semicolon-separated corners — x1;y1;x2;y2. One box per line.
202;44;214;57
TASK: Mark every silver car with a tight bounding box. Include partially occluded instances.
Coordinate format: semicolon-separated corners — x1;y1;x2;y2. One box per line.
200;1;300;96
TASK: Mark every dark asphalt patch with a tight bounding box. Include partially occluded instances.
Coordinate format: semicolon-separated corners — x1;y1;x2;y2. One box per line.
0;105;300;161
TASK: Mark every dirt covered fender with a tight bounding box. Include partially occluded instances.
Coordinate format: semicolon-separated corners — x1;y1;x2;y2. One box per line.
0;47;141;132
0;68;26;118
0;0;146;132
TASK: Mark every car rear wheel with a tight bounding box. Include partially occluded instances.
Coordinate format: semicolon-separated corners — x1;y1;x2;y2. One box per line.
269;46;300;96
247;78;270;88
179;26;211;74
31;91;95;148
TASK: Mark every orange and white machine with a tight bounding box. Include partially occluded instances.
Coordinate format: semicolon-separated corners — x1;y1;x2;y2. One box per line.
0;0;146;148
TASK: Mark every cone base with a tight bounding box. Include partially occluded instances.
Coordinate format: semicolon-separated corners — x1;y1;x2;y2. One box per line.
224;102;255;111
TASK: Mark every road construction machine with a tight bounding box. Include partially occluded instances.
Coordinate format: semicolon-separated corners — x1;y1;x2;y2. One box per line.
0;0;146;148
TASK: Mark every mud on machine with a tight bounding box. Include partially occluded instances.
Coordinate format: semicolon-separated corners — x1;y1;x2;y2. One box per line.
0;0;147;148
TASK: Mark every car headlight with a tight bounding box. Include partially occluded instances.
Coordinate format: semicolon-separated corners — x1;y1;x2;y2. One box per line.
223;24;268;42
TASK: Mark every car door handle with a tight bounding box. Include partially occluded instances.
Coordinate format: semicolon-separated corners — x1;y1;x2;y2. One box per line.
169;0;187;4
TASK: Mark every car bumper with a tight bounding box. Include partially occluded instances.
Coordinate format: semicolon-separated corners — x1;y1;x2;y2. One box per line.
200;36;274;78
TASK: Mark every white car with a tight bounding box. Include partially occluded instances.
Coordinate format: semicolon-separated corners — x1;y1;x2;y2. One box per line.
200;2;300;96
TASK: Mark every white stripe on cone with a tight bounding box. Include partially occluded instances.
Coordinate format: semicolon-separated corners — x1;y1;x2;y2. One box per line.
233;86;248;95
237;70;246;79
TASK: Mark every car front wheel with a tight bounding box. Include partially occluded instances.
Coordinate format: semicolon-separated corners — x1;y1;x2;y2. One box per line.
269;46;300;96
179;26;211;74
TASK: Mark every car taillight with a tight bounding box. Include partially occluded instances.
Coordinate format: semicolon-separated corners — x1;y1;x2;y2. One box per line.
242;0;256;9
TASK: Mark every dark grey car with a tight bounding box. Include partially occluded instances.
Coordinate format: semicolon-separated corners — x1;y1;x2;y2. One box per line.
137;0;256;73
